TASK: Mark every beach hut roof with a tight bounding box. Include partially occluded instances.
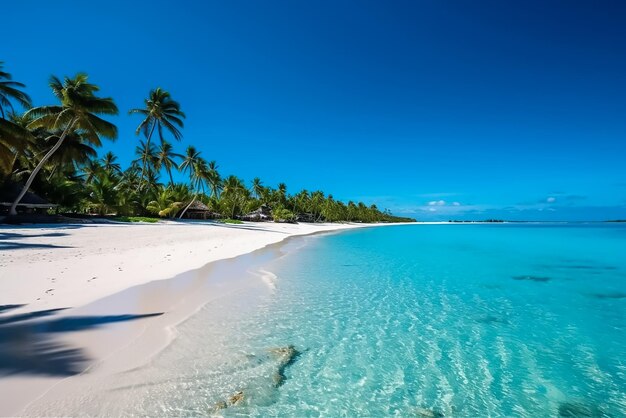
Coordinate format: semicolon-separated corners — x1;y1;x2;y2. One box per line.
0;183;57;208
186;200;211;211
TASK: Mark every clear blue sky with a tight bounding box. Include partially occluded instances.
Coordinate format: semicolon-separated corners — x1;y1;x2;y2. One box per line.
4;0;626;220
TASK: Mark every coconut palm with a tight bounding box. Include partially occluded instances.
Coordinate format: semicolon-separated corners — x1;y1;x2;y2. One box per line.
322;194;337;222
221;175;248;219
178;145;207;218
129;88;185;182
277;182;287;203
9;74;117;215
205;160;222;198
143;167;162;195
86;172;118;215
146;188;183;218
0;63;33;174
251;177;264;199
42;131;98;180
0;115;32;174
132;138;158;184
292;189;310;216
81;159;103;184
310;190;325;222
0;62;32;118
101;151;121;175
155;140;182;187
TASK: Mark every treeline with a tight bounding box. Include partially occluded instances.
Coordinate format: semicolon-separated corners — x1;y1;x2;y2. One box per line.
0;63;414;223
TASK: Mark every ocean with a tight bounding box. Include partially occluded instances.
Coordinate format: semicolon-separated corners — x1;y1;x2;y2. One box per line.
48;224;626;417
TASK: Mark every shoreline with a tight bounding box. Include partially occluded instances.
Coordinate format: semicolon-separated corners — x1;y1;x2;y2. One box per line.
0;221;383;317
0;221;402;415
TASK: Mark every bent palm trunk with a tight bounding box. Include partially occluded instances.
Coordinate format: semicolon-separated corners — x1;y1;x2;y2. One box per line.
178;194;197;219
9;119;77;216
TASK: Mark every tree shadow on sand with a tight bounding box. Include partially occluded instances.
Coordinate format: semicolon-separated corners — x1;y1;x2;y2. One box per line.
0;309;163;377
0;230;78;250
0;304;25;314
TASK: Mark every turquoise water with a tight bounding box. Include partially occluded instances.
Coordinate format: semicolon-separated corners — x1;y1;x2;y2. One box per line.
59;224;626;416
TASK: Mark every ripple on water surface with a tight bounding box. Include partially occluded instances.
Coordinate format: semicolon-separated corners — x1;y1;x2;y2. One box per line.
39;224;626;417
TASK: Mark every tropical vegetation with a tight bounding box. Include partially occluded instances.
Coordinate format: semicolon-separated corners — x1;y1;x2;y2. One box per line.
0;62;414;223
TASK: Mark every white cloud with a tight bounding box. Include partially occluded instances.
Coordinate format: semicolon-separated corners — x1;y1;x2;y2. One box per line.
547;197;556;203
452;202;461;206
427;208;437;212
428;200;446;206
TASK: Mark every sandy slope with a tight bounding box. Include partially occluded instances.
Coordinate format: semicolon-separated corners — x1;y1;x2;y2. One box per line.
0;221;368;315
1;221;388;415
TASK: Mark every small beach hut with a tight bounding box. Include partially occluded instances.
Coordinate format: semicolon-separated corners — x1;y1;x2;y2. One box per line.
0;183;57;215
180;200;220;220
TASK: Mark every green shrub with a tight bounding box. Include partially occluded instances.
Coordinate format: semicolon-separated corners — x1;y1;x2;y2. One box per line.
220;218;243;224
113;216;159;223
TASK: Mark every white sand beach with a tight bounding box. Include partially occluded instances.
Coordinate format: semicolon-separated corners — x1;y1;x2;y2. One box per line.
0;221;374;415
0;221;372;316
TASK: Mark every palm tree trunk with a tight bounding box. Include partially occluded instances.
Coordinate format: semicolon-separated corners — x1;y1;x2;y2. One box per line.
47;166;57;181
9;118;77;216
178;193;197;219
139;121;157;186
167;166;174;187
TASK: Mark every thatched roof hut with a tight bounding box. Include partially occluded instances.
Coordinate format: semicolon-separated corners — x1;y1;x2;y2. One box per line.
0;183;57;215
180;200;220;220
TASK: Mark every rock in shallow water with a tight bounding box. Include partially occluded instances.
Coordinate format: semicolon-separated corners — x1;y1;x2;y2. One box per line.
268;345;300;388
228;391;245;406
415;406;444;417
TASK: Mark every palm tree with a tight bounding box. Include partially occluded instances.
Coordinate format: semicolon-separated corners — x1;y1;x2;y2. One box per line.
292;189;310;216
155;140;182;187
146;188;183;218
310;190;325;222
0;115;32;174
81;159;103;185
0;64;32;174
43;131;98;180
101;151;121;175
205;160;222;198
251;177;264;199
177;145;207;218
9;74;118;215
86;172;118;215
0;62;32;118
322;194;337;222
132;139;158;187
129;88;185;182
347;201;357;222
222;175;247;219
143;167;162;195
277;182;287;202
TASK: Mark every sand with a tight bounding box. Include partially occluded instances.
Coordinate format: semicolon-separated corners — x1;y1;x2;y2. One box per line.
0;221;371;316
0;220;375;415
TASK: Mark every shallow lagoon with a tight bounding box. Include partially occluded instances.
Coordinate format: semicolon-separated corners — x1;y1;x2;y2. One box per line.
44;224;626;416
